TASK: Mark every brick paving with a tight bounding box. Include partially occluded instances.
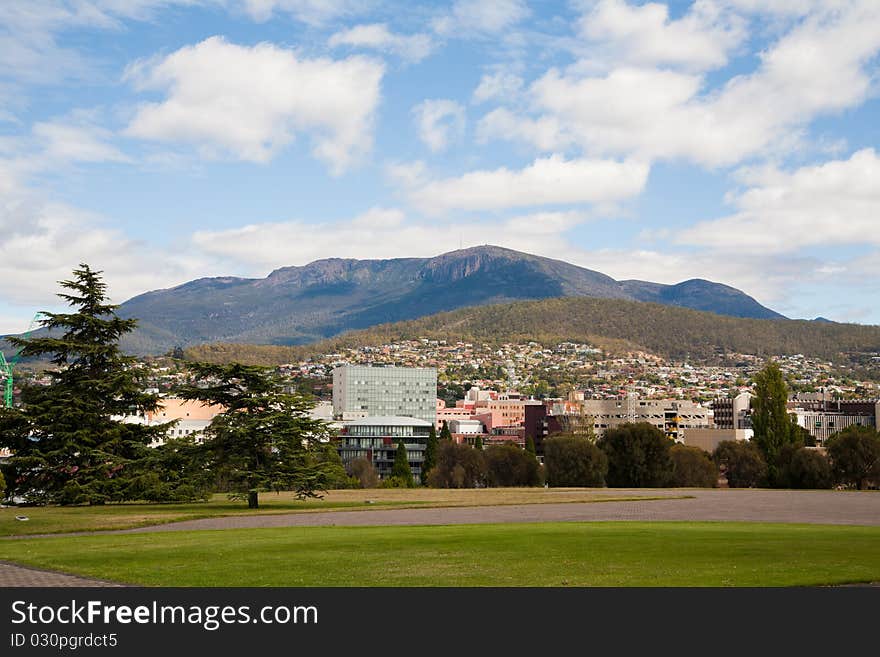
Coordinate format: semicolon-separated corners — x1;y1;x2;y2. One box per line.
0;561;123;587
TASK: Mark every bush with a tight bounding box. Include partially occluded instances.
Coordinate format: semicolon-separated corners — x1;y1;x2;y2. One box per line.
426;441;486;488
543;435;607;487
380;475;412;489
713;441;767;488
825;426;880;490
670;445;718;488
484;443;540;487
0;469;5;500
786;448;833;489
598;423;673;487
347;457;379;489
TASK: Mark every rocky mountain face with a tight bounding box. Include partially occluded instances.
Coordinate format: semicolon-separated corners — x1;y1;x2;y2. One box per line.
112;245;785;354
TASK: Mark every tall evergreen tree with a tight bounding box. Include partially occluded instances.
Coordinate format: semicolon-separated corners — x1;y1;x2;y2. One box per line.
179;362;334;507
422;425;438;482
439;421;453;442
474;435;483;450
391;440;414;487
0;265;171;505
751;361;797;486
525;436;536;457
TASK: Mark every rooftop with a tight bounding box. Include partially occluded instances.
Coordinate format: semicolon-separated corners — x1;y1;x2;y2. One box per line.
343;416;434;427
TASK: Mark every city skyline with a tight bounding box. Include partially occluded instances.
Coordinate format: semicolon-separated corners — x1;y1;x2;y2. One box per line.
1;0;879;333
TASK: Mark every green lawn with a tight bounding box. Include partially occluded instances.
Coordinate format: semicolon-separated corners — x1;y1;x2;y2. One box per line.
2;522;878;586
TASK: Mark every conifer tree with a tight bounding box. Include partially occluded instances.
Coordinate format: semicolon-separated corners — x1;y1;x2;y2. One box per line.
474;434;483;450
179;362;334;507
525;435;537;457
422;425;438;482
0;265;171;505
439;420;453;442
391;439;414;487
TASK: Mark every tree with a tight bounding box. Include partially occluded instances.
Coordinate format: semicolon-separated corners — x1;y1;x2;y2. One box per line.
525;436;536;457
423;425;438;479
713;441;767;488
439;421;453;443
825;426;880;490
669;444;718;488
390;440;415;488
751;361;798;486
786;448;833;489
474;434;483;450
598;423;673;488
426;441;486;488
0;469;5;500
484;443;539;487
179;362;334;508
544;434;607;487
347;457;379;488
0;265;172;505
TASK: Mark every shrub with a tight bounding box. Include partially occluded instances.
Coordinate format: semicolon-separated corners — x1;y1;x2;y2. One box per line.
713;441;767;488
786;448;833;489
670;444;718;488
484;443;540;487
543;435;607;487
347;457;379;489
426;441;486;488
598;423;673;488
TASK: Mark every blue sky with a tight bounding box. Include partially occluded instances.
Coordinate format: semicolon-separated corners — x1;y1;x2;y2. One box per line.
1;0;879;333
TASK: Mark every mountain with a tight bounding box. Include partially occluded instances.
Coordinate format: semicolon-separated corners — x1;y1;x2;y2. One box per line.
112;246;785;354
185;297;880;367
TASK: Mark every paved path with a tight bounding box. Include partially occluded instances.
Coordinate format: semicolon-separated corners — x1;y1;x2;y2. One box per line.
0;561;122;587
105;488;879;532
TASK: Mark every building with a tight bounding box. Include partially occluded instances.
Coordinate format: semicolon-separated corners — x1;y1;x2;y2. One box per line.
579;398;710;440
681;428;751;452
711;392;752;429
524;397;710;455
332;365;437;424
336;416;433;483
789;396;880;446
122;397;225;446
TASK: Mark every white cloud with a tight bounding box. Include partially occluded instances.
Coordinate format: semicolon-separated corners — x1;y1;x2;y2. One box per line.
488;1;880;167
579;0;746;72
432;0;529;36
236;0;365;24
192;208;589;270
328;23;434;62
124;36;384;172
404;154;649;213
476;107;565;151
680;148;880;254
32;119;129;164
472;71;524;104
412;99;465;152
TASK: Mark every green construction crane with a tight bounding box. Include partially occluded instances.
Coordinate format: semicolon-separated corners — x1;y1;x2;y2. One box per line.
2;313;43;408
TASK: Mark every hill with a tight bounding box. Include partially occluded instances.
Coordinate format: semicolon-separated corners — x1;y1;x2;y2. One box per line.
183;296;880;366
110;246;782;354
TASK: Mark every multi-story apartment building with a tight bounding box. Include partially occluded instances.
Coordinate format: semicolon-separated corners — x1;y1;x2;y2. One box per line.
336;416;433;483
711;392;752;429
789;395;880;445
332;365;437;424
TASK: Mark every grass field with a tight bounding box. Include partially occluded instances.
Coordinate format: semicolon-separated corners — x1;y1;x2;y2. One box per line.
2;522;878;586
0;488;676;536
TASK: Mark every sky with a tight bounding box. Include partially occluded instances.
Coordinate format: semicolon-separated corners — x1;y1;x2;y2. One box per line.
1;0;879;333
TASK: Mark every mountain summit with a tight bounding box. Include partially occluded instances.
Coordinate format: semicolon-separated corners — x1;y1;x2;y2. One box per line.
117;245;784;353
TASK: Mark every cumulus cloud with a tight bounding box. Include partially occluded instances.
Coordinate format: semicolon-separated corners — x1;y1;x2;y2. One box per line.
236;0;365;24
578;0;746;72
432;0;529;36
412;99;465;152
124;36;384;173
483;1;880;167
404;154;649;213
472;71;524;104
192;208;590;270
328;23;434;62
679;148;880;254
476;108;564;151
32;118;129;164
